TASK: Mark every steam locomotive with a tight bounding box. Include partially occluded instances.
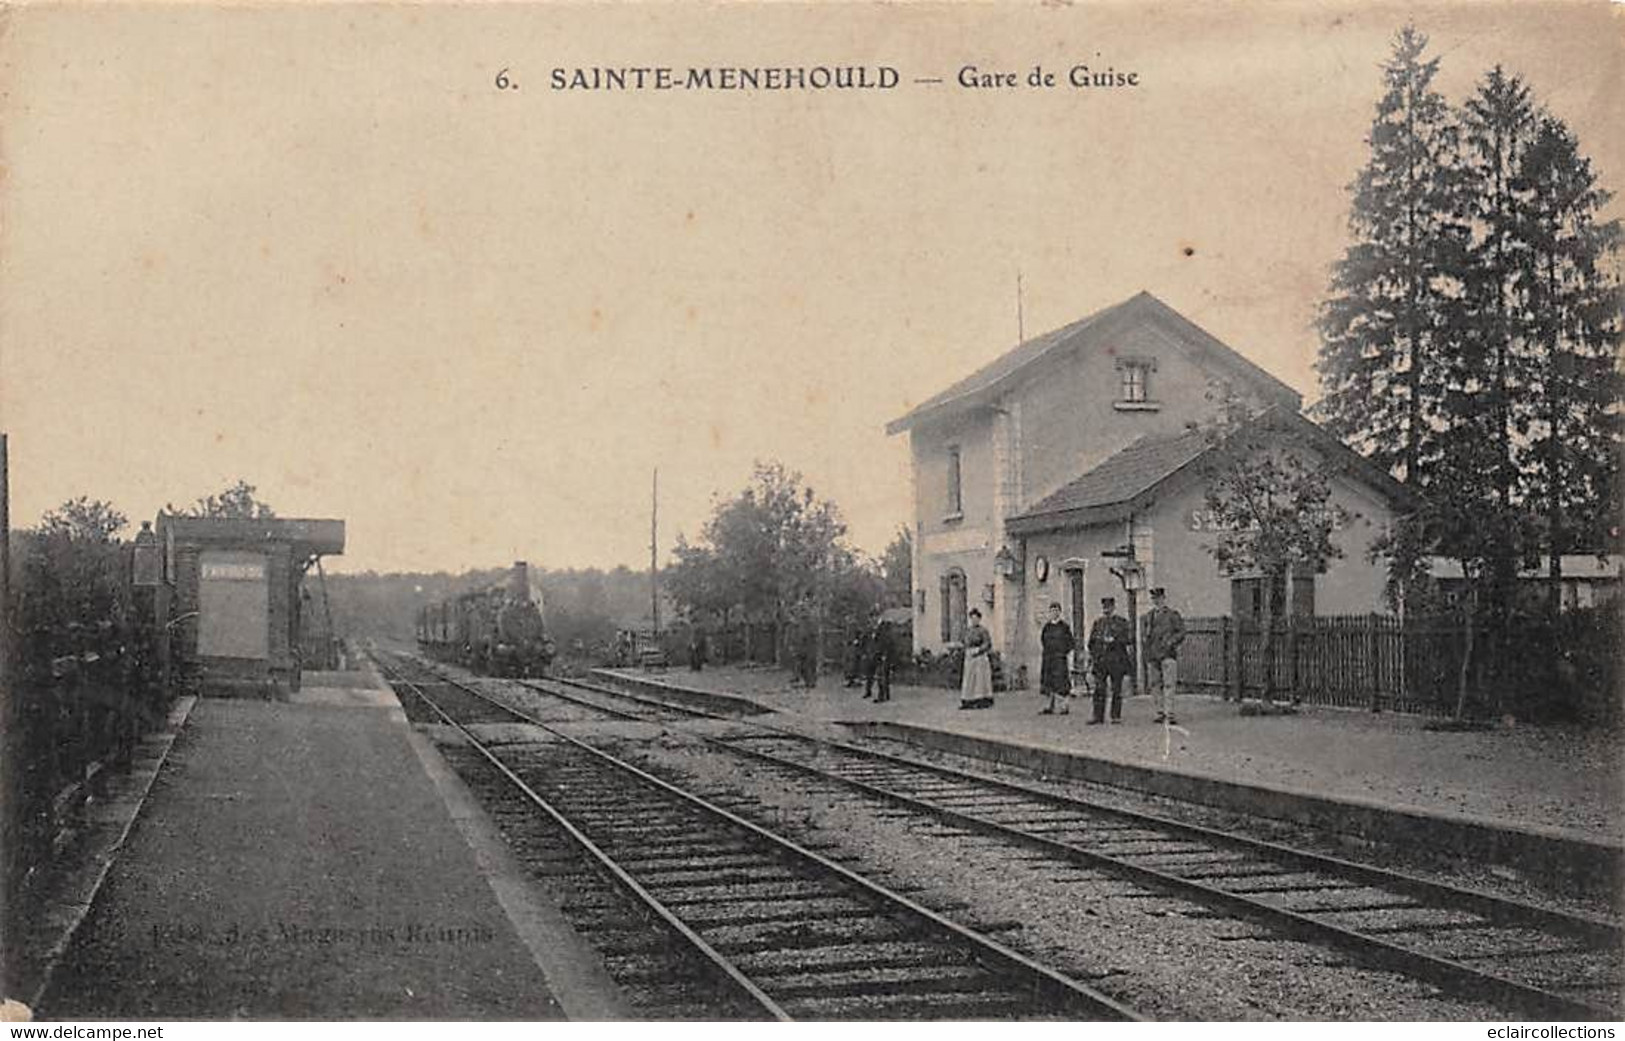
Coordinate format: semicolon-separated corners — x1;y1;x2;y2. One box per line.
417;560;554;677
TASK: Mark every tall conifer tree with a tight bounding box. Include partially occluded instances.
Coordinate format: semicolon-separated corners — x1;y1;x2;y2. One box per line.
1513;114;1623;607
1455;67;1539;517
1318;26;1465;487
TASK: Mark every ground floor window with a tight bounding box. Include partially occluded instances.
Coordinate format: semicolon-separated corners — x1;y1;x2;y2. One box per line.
1231;573;1316;622
1065;567;1087;637
940;569;968;644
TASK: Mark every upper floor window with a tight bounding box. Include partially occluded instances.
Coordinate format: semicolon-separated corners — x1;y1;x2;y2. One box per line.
945;445;963;517
1121;362;1149;402
1115;357;1160;411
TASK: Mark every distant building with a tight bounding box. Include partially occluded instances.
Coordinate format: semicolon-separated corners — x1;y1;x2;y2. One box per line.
886;290;1412;686
1427;555;1622;613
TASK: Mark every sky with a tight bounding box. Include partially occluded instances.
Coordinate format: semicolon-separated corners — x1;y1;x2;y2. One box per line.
2;1;1620;574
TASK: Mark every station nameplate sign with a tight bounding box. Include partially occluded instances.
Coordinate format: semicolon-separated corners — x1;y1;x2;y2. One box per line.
201;560;266;581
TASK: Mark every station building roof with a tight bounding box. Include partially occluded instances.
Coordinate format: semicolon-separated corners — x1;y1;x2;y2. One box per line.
885;291;1303;435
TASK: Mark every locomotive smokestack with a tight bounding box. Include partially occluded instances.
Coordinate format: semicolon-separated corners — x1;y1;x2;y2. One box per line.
510;561;529;599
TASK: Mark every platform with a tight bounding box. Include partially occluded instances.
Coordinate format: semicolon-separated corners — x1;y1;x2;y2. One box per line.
595;664;1624;901
38;670;596;1020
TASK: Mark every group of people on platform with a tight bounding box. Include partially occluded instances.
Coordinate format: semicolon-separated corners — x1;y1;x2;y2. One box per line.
1034;587;1185;725
839;589;1186;725
842;617;899;702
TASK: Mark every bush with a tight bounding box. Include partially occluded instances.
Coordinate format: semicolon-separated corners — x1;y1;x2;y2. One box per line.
1464;600;1621;725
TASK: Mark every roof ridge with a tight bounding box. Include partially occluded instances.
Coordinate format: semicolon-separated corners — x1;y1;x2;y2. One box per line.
886;290;1299;435
884;291;1146;435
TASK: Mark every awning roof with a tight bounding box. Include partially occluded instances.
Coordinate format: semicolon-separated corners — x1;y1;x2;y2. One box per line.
157;516;345;555
1005;407;1418;536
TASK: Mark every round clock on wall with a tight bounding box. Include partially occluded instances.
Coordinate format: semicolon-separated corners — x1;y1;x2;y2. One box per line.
1033;555;1049;582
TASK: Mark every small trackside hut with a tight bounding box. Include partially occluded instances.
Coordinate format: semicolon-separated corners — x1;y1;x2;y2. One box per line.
155;515;345;697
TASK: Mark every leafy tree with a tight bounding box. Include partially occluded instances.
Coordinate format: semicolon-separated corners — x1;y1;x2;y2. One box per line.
1317;26;1467;487
166;479;276;520
21;498;131;665
39;497;127;543
666;536;733;628
1199;394;1351;704
827;548;885;633
879;525;913;609
666;461;870;673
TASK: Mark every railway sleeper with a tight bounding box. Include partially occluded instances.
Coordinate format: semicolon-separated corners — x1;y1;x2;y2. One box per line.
704;919;912;953
676;903;882;930
988;818;1097;833
628;866;804;887
1161;862;1295;880
762;964;1010;999
617;854;783;874
778;989;1065;1020
647;880;839;904
735;943;971;976
1224;876;1365;895
1268;889;1432;913
979;812;1103;827
569;818;714;836
1121;850;1257;867
596;840;760;859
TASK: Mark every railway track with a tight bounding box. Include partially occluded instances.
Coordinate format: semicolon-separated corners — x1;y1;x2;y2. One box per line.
376;653;1142;1021
469;661;1623;1020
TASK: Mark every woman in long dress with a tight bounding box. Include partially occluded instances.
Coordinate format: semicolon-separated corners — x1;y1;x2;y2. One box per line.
959;608;994;709
1039;602;1075;715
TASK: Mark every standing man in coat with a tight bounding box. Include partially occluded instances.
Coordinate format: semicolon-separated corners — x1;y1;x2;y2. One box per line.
688;625;708;672
866;618;896;703
1087;596;1134;724
1142;587;1186;725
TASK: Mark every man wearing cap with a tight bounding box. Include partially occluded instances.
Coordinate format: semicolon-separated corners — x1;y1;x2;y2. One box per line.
1087;596;1134;724
1143;587;1186;725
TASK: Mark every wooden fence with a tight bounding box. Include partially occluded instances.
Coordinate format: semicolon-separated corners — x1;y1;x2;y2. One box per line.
1179;614;1506;716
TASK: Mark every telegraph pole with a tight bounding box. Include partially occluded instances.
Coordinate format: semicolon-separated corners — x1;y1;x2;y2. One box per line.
1016;270;1025;345
650;468;660;636
0;434;15;1009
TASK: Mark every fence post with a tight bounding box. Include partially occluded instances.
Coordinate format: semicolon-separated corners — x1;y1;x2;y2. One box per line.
1229;615;1244;702
1366;613;1382;712
1286;616;1298;701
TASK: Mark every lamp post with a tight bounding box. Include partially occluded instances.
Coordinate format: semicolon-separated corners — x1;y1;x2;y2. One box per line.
1103;543;1146;693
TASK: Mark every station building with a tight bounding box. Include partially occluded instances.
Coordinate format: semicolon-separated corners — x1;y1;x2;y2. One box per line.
885;290;1412;688
152;515;345;696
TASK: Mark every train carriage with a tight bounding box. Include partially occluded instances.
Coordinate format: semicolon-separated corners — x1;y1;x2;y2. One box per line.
418;560;554;677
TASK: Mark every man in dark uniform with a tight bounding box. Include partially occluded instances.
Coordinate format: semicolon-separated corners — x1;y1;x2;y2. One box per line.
688;626;708;672
791;607;819;688
1038;602;1075;715
1087;596;1134;724
845;625;870;689
866;618;895;703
